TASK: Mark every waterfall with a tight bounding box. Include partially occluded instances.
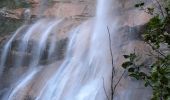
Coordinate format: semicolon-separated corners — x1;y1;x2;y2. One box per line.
0;25;27;76
34;0;115;100
29;19;62;67
7;68;40;100
0;0;116;99
14;19;47;68
2;0;118;100
0;18;63;100
0;0;152;100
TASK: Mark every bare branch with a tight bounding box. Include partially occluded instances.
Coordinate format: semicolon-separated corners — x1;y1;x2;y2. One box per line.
155;0;165;17
145;41;166;58
107;26;115;100
102;77;110;100
113;71;126;96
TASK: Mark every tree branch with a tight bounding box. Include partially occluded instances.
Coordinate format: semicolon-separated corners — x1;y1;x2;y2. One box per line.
145;41;166;58
102;77;110;100
107;26;115;100
113;71;126;96
155;0;165;18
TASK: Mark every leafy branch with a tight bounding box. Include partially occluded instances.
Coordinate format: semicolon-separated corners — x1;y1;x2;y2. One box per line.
122;1;170;100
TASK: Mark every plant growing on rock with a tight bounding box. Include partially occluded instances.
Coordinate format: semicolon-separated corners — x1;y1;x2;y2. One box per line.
0;0;31;36
0;0;31;9
122;0;170;100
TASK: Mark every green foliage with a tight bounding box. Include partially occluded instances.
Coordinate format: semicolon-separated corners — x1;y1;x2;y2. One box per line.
122;53;170;100
0;0;31;9
0;17;24;36
0;0;30;36
122;1;170;100
135;2;145;8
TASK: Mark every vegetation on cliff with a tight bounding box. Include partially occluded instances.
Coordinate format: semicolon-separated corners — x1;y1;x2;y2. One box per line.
0;0;31;9
122;0;170;100
0;0;31;36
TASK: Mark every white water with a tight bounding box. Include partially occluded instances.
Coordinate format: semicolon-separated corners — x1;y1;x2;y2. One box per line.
7;68;40;100
0;25;26;76
29;19;62;67
47;35;57;60
34;0;115;100
14;19;46;68
0;0;115;99
0;18;63;99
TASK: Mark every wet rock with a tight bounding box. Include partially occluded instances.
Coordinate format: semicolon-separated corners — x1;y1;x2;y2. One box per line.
23;95;35;100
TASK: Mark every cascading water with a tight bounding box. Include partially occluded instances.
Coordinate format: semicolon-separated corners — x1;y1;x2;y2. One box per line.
29;20;62;67
0;25;27;76
33;0;115;100
7;68;40;100
0;18;64;99
0;0;152;100
0;0;115;99
14;19;47;68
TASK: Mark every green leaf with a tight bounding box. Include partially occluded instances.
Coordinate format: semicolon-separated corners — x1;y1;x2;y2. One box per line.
123;55;130;59
128;68;135;72
135;2;145;8
140;2;145;6
139;72;147;76
166;87;170;93
129;73;140;80
135;4;140;7
130;53;137;61
144;81;150;87
122;61;133;69
151;72;158;82
148;16;161;29
160;76;168;85
147;7;154;14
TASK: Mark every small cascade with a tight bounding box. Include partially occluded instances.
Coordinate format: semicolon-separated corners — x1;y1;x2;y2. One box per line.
0;18;65;100
0;25;27;76
7;68;40;100
28;19;62;67
14;19;48;68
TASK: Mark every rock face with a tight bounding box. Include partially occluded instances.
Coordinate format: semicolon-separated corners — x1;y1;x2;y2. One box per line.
20;0;96;23
110;25;154;100
0;0;152;38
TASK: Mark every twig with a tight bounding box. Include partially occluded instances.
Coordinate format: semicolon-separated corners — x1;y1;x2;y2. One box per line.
146;41;166;58
107;27;115;74
155;0;165;18
113;71;126;96
102;77;110;100
107;26;115;100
